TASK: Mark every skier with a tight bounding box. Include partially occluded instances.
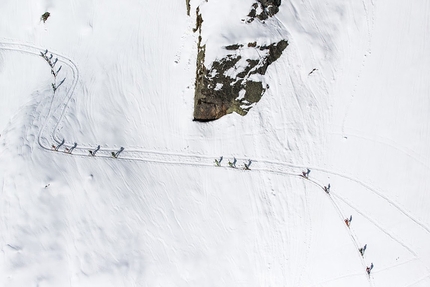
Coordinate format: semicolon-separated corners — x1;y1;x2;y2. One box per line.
366;262;374;275
345;215;352;227
214;156;223;166
302;168;311;178
68;142;77;154
228;157;237;168
112;147;124;158
243;159;252;170
359;244;367;256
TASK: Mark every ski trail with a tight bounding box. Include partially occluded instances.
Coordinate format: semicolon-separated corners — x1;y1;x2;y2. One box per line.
340;0;377;136
329;130;430;171
309;183;375;284
0;44;60;149
404;273;430;287
331;192;417;257
312;167;430;236
0;41;79;152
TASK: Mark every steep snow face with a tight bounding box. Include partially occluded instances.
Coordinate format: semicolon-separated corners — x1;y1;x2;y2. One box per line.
1;0;430;286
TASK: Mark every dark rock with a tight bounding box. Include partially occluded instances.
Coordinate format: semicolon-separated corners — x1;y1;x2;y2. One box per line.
193;40;288;121
246;0;281;22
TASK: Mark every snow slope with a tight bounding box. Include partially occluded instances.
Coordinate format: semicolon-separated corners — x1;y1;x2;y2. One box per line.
1;0;429;286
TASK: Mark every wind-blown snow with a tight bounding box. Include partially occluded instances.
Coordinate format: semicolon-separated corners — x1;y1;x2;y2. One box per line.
1;0;430;286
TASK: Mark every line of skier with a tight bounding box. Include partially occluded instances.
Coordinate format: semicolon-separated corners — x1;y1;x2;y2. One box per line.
40;49;65;93
302;168;375;276
213;162;376;276
214;156;252;170
51;140;124;158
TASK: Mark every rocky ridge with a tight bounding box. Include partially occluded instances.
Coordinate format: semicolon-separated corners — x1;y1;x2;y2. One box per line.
192;1;287;121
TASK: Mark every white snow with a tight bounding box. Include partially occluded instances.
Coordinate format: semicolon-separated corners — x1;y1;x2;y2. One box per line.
1;0;430;286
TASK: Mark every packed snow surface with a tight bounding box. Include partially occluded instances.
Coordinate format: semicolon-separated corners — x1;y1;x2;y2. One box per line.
1;0;430;286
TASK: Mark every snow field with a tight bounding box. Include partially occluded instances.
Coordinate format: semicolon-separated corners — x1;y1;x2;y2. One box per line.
1;0;430;286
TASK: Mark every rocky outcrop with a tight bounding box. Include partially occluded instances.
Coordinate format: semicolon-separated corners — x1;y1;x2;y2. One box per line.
246;0;282;23
193;40;288;121
191;2;288;121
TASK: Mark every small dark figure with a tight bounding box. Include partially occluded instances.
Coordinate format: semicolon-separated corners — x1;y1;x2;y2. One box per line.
90;145;101;156
243;159;252;170
323;183;330;193
228;157;237;168
366;262;374;275
308;68;318;75
41;12;50;23
214;156;223;166
345;215;352;227
55;139;65;151
68;142;77;154
359;244;367;256
344;218;350;227
302;168;311;178
111;147;124;158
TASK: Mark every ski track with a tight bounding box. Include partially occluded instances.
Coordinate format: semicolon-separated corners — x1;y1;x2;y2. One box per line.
329;129;430;171
340;0;377;136
0;40;426;284
404;273;430;287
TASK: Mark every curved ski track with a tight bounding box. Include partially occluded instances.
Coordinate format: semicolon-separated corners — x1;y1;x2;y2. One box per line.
1;41;428;285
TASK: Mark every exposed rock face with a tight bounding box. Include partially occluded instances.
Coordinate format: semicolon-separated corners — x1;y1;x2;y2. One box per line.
185;0;191;16
247;0;281;23
194;40;288;121
191;2;288;121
